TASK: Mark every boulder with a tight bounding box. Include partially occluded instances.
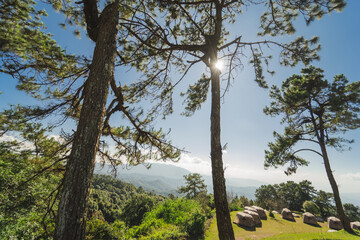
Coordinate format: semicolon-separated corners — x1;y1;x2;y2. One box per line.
244;206;258;213
317;217;324;223
233;212;255;228
243;210;262;226
327;216;343;230
351;222;360;230
292;213;300;218
272;210;279;214
252;206;267;220
302;212;317;225
281;208;295;221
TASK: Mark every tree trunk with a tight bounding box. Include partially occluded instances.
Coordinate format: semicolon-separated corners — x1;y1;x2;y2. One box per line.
54;3;119;239
210;61;235;239
319;143;353;233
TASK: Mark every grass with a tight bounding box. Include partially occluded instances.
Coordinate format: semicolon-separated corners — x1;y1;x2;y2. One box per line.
205;212;360;240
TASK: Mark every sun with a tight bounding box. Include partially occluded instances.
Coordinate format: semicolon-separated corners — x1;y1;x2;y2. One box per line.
215;60;223;70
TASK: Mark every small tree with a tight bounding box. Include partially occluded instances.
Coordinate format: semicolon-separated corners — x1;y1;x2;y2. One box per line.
343;203;360;222
264;66;360;233
121;194;159;227
178;173;207;199
303;201;320;215
314;190;335;219
255;184;285;211
279;180;316;212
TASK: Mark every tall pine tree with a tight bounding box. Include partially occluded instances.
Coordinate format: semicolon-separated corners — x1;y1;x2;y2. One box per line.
264;66;360;233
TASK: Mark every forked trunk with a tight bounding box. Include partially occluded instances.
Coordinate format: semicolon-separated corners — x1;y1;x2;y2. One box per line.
319;143;353;233
54;3;119;239
210;63;235;240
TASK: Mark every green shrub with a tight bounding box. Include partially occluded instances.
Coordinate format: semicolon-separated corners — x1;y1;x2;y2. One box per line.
129;198;206;239
86;219;128;240
302;201;320;215
121;194;159;227
138;224;186;240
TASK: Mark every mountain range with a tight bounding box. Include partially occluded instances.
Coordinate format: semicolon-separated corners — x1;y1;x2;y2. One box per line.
94;163;263;199
94;163;360;206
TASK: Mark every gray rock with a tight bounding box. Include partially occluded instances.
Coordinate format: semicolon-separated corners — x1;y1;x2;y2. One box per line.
292;213;300;218
302;212;317;225
317;217;324;223
252;206;267;220
244;206;258;213
243;210;262;226
281;208;295;221
233;212;255;228
327;216;343;230
351;221;360;230
272;210;279;214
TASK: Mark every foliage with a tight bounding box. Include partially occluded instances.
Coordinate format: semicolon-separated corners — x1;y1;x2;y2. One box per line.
129;198;206;240
314;190;336;219
256;180;322;212
0;115;66;239
121;194;161;227
279;180;316;211
255;184;285;211
343;203;360;222
264;66;360;232
264;66;360;174
88;174;163;224
194;191;215;219
228;195;249;212
86;219;129;240
121;2;345;238
178;173;207;199
303;201;320;215
0;0;81;100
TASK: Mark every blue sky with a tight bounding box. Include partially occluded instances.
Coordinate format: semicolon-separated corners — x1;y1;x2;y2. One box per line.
1;1;359;194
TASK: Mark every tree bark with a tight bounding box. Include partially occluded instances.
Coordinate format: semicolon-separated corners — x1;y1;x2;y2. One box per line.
54;3;119;239
319;143;353;233
210;58;235;239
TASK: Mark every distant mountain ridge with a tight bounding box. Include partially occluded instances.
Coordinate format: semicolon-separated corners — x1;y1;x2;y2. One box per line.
94;163;360;206
94;163;262;199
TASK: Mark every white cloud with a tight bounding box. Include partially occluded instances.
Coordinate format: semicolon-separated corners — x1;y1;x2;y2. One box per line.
340;172;360;181
163;153;212;175
0;134;34;150
49;134;65;143
0;134;17;142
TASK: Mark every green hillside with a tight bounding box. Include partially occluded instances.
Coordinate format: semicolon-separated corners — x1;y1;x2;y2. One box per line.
205;212;360;240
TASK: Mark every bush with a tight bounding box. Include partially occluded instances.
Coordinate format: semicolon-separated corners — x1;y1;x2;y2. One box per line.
86;219;128;240
343;203;360;222
121;194;159;227
229;196;243;211
302;201;320;215
129;198;206;239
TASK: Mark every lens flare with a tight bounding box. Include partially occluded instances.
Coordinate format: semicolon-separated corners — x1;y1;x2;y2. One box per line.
215;60;223;70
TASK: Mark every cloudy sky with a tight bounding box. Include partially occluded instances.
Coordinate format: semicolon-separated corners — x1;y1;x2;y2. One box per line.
1;1;359;194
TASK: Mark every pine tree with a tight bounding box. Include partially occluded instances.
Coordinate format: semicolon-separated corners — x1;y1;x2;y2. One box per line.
1;0;181;238
264;66;360;233
178;173;207;199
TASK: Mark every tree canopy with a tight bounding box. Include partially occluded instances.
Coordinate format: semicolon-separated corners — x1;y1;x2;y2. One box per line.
264;66;360;233
178;173;207;199
264;66;360;174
